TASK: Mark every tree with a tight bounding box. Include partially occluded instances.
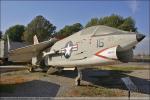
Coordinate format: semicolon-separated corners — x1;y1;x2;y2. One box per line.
85;14;137;32
99;14;124;28
55;23;83;39
23;15;56;43
0;31;2;39
85;18;99;28
118;17;137;32
4;25;25;42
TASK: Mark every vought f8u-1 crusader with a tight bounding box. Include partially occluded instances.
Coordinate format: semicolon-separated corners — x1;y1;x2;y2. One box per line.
8;25;145;85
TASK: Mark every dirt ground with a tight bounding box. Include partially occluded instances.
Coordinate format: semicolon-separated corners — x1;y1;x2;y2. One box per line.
0;62;149;99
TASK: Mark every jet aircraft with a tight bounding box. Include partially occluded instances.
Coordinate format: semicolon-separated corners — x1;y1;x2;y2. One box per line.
8;25;145;85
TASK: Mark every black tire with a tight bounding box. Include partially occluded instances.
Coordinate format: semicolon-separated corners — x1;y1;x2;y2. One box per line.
75;79;80;86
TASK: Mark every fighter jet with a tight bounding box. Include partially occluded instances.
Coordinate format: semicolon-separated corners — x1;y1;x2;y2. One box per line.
8;25;145;85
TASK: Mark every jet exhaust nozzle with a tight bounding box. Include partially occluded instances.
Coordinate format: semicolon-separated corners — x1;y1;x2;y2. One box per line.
136;33;145;42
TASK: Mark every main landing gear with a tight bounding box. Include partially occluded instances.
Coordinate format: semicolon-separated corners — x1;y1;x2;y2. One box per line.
75;68;82;86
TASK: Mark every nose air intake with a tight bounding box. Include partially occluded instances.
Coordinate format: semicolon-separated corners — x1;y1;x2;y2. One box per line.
136;33;145;42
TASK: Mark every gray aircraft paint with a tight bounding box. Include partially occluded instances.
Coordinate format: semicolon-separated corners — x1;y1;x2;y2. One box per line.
8;25;145;69
46;25;138;67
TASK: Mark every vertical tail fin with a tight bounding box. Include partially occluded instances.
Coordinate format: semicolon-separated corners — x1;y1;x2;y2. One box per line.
33;35;39;45
7;35;10;52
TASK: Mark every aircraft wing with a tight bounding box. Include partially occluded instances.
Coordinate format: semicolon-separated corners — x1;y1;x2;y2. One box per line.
9;38;57;62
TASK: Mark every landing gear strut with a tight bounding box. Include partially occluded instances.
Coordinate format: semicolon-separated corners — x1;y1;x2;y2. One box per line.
75;68;82;86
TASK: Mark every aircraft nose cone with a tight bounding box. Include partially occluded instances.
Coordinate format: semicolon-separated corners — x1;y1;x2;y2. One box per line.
136;33;145;42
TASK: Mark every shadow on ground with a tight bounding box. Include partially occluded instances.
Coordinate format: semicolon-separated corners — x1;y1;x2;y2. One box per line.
53;68;150;95
0;80;60;97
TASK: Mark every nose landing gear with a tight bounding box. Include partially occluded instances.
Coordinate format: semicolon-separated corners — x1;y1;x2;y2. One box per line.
75;68;82;86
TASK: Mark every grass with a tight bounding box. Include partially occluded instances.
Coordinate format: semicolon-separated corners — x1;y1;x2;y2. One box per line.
98;65;147;71
1;70;29;77
65;85;126;97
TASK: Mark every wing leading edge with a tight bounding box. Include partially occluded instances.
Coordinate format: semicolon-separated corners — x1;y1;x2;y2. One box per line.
9;38;57;62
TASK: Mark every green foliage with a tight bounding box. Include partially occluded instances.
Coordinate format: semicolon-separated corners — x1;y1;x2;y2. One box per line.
4;25;25;42
23;15;56;43
85;14;137;32
85;18;99;28
118;17;137;32
55;23;83;39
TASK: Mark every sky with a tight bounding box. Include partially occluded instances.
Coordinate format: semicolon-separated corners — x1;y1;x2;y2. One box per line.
0;0;149;54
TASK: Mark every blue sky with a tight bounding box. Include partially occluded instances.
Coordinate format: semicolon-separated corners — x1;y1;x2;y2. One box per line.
0;0;149;54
